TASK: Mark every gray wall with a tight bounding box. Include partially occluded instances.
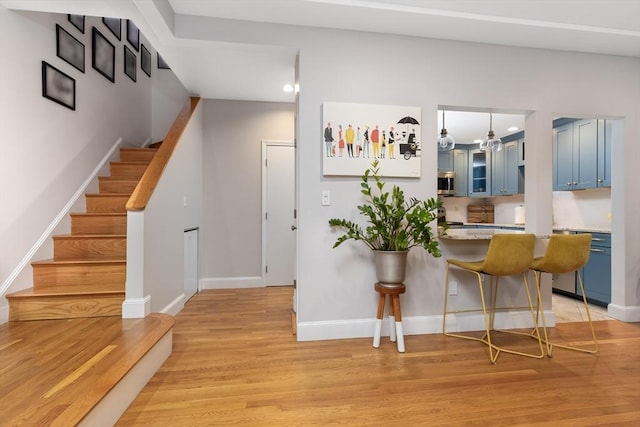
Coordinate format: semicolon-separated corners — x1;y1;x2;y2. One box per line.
201;99;295;287
144;104;203;314
176;15;640;338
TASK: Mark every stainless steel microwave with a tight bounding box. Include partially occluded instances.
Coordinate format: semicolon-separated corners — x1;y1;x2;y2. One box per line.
438;172;455;196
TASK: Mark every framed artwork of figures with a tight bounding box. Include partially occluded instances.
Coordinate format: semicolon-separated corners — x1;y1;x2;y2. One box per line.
322;102;422;178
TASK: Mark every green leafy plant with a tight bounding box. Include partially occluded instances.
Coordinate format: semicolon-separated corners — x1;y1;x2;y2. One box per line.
329;160;445;256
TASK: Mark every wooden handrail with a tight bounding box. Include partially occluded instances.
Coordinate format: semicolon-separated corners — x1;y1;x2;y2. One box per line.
126;96;200;211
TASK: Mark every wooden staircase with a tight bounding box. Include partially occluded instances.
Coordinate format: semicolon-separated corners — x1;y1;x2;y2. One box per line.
6;147;157;322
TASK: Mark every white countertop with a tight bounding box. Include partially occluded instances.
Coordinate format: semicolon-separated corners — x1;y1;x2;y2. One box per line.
444;223;611;233
438;223;610;240
438;228;550;240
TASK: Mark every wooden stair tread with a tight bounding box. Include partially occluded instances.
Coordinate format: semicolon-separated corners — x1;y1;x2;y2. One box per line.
0;314;174;427
110;160;153;165
71;212;126;217
7;285;125;297
85;193;130;197
53;234;127;239
120;147;158;152
32;258;126;266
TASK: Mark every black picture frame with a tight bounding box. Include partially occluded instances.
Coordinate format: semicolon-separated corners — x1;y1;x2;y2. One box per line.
68;14;84;33
127;19;139;52
102;17;121;40
56;24;85;73
141;44;151;77
157;53;170;70
42;61;76;111
92;27;115;83
124;45;137;82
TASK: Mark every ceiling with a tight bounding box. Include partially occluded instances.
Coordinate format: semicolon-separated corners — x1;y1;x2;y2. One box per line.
2;0;637;140
437;110;524;144
163;0;640;103
161;0;637;141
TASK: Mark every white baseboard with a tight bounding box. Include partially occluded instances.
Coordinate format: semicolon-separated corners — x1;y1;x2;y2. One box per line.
79;330;172;427
162;293;185;316
608;303;640;322
296;310;556;342
200;276;265;289
122;295;151;319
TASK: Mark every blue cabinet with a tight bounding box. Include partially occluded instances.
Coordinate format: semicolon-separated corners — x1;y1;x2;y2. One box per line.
597;120;612;187
553;119;608;191
453;149;469;196
468;149;491;197
438;148;469;196
518;138;525;166
577;232;611;306
438;150;454;172
553;122;574;191
491;141;519;195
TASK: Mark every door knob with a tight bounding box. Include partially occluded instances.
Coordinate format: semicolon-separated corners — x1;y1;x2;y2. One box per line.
291;225;297;231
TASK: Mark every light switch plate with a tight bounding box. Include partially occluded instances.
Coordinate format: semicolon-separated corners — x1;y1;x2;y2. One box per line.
321;190;330;206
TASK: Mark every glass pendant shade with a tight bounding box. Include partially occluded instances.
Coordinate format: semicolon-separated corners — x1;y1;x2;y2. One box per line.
481;113;503;151
437;111;455;151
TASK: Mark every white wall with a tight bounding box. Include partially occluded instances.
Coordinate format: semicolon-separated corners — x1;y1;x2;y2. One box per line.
0;7;189;321
143;103;203;314
151;65;189;143
200;100;295;288
175;15;640;338
0;9;149;292
295;33;640;336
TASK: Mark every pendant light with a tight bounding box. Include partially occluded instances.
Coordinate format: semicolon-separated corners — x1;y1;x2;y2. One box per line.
437;110;455;151
480;113;503;152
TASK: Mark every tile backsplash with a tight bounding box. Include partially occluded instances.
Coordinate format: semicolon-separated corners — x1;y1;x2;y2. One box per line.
441;188;611;230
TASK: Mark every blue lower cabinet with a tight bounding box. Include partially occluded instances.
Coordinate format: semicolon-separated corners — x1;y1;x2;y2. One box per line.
577;233;611;306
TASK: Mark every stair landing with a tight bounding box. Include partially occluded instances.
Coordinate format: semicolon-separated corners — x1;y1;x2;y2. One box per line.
0;313;174;427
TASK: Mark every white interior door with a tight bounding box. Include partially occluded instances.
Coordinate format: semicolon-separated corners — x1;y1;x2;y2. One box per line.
184;228;198;301
263;142;295;286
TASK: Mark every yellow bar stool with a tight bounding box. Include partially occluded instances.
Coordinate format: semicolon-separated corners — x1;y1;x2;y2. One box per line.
530;233;598;356
442;233;544;364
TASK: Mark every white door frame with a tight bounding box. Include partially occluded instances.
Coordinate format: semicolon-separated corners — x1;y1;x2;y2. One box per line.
261;140;296;286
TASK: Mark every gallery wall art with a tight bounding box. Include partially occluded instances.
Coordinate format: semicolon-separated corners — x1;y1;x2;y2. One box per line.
42;61;75;110
68;14;84;33
103;17;121;40
322;102;422;178
92;27;115;83
56;24;84;72
124;45;136;82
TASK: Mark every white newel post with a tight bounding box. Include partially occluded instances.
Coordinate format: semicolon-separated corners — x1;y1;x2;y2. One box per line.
122;210;151;318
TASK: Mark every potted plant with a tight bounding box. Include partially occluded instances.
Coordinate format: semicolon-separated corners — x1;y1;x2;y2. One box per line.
329;160;445;284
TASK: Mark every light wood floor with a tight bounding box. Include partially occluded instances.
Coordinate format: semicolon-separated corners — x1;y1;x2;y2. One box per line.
552;293;612;323
118;287;640;426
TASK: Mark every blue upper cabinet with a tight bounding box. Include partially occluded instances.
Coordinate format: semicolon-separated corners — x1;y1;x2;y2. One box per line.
553;122;574;191
438;150;454;172
573;119;598;189
453;149;469;196
597;120;612;187
468;148;491;197
491;141;519;195
553;119;606;191
517;138;525;166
